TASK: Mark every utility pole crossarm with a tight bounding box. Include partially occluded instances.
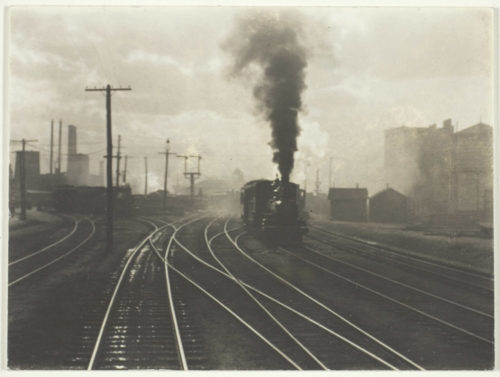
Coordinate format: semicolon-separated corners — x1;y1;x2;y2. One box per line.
85;86;131;92
85;84;131;253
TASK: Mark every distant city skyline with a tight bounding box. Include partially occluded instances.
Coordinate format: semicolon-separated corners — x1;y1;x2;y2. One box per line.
8;7;494;195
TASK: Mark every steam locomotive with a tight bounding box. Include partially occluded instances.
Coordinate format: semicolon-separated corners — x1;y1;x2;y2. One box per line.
240;178;308;243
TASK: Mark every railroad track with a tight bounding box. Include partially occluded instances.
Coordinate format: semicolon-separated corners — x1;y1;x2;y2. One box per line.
307;225;493;293
232;221;493;369
304;226;494;322
168;217;422;370
8;217;97;287
85;215;204;370
220;219;425;370
8;214;79;262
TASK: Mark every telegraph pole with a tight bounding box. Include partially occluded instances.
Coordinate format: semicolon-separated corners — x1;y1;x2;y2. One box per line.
122;155;132;183
115;134;121;188
177;154;201;200
159;139;175;210
85;84;131;252
11;139;38;220
144;156;148;196
49;120;54;175
57;119;62;174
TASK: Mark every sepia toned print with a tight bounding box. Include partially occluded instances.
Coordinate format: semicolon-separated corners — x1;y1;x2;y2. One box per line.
5;6;494;370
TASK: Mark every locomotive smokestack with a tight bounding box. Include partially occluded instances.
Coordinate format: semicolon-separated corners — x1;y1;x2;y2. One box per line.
225;12;307;181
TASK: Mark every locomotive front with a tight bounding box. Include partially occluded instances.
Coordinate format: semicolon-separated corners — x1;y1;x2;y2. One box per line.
241;177;308;244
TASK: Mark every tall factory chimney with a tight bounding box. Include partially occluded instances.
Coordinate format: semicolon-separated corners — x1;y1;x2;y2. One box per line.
67;124;77;183
68;125;77;156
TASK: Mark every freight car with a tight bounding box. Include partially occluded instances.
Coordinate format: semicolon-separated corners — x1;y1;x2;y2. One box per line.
240;178;308;243
53;185;134;215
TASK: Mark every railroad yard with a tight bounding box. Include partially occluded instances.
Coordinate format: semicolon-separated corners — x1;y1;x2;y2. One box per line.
7;210;494;370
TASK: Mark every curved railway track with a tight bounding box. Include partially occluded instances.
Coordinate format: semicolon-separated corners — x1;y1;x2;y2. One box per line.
232;220;493;369
9;215;79;265
8;217;97;287
169;217;306;369
167;216;422;370
220;219;423;370
15;213;490;369
308;225;493;292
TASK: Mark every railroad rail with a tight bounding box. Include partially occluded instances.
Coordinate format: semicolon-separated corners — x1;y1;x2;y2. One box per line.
232;220;493;369
221;220;423;370
308;225;493;292
8;217;96;287
166;216;421;370
87;220;184;370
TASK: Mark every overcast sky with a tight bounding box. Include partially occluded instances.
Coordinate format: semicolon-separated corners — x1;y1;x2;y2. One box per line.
7;6;494;194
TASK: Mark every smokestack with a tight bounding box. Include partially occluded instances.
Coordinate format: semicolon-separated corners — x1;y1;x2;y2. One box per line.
226;13;307;182
67;125;77;180
68;125;77;156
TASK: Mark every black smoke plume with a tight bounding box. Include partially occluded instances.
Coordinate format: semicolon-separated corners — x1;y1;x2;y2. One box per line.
225;13;307;182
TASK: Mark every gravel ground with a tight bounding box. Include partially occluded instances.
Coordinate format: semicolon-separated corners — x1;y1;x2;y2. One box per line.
310;215;493;275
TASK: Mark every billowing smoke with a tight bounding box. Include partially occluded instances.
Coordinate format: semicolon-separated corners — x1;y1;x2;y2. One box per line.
225;12;307;182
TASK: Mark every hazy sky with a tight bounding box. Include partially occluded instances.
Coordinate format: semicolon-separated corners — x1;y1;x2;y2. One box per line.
8;6;494;194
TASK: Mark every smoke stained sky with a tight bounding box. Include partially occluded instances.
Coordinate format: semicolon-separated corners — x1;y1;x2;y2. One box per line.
7;7;494;194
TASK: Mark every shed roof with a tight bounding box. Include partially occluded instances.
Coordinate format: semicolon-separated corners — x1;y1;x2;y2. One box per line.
370;187;407;200
328;188;368;200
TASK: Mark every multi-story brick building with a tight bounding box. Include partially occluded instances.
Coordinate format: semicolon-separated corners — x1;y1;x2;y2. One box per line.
453;122;493;220
384;120;492;223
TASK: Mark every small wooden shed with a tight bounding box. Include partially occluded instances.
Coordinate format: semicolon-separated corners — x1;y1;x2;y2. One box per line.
328;187;368;222
369;187;409;223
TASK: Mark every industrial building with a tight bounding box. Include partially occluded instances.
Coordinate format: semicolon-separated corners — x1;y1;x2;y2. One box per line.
13;150;41;190
369;187;409;223
453;123;493;219
66;125;90;186
384;120;493;224
328;187;368;222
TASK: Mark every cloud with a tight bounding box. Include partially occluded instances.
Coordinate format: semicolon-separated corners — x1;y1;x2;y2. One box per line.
7;7;494;195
